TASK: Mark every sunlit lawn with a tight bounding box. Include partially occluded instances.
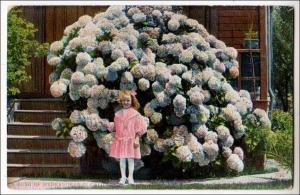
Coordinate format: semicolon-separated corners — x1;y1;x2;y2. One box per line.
53;180;293;190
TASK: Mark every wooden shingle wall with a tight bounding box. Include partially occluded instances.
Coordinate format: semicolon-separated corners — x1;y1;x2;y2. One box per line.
219;7;267;110
17;6;108;97
216;6;260;49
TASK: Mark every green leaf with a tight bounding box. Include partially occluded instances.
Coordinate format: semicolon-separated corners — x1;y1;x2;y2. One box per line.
129;59;138;70
146;38;158;46
7;8;48;97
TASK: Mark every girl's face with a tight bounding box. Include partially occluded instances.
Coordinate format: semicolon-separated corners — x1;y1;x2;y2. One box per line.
121;94;132;109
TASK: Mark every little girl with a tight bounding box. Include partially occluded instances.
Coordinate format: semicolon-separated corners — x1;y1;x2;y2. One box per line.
105;90;147;185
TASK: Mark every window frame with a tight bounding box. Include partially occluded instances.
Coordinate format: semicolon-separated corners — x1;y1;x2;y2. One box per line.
236;49;262;101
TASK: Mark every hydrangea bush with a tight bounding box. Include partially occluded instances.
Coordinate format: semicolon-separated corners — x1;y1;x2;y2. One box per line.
49;5;271;173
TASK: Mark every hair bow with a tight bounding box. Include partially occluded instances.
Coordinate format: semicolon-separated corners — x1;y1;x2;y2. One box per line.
129;90;137;96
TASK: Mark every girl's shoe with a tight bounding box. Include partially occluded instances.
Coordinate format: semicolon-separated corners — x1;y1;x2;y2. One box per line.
119;177;127;185
127;177;135;184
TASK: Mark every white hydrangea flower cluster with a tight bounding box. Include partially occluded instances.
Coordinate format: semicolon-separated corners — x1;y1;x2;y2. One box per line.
50;41;64;54
226;153;244;172
186;104;210;124
187;86;205;105
203;131;219;161
154;91;171;108
60;68;73;80
173;94;186;117
146;128;159;144
138;78;150;91
51;118;63;131
70;110;85;124
70;125;88;142
222;104;246;139
175;145;193;162
194;124;209;138
150;112;163;124
85;113;111;132
50;79;69;98
216;125;234;148
48;5;270;171
185;133;208;165
97;132;116;154
246;108;271;129
154;138;167;152
68;141;87;158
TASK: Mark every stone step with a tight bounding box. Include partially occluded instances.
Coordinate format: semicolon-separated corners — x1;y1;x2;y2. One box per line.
7;135;71;150
14;110;68;123
7;122;54;136
15;98;66;110
7;149;79;164
7;164;80;177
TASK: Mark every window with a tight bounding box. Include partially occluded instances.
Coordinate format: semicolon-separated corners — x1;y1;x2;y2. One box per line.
232;50;262;100
240;52;261;100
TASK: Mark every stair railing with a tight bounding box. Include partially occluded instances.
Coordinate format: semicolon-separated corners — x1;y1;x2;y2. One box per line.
7;99;17;122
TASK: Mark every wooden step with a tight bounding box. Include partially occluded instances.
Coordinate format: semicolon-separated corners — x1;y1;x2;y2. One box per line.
7;122;54;136
14;110;68;123
15;98;66;110
7;164;80;177
7;135;71;150
7;149;79;164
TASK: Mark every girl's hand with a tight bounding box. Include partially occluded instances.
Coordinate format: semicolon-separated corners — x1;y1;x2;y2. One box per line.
105;121;115;132
102;121;109;129
134;136;140;148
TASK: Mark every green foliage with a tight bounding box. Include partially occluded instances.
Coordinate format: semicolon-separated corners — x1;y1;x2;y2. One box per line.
271;109;293;132
146;38;158;47
206;112;226;130
243;124;271;154
129;59;138;70
265;130;293;171
161;127;173;138
161;145;178;164
244;31;258;39
272;7;294;112
56;118;74;138
96;31;114;44
7;8;49;96
207;90;226;107
265;110;293;171
244;21;259;39
63;27;80;46
243;109;293;172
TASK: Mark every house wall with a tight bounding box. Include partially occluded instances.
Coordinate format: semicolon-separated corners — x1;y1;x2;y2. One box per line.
17;6;108;97
215;6;268;110
216;6;260;49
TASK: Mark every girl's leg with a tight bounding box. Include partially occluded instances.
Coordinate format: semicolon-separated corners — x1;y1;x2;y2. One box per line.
127;158;135;184
119;158;127;184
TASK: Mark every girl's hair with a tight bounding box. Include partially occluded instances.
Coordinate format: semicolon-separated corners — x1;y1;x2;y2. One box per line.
118;90;140;110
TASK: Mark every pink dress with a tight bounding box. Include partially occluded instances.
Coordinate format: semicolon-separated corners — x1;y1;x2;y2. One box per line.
107;107;147;159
